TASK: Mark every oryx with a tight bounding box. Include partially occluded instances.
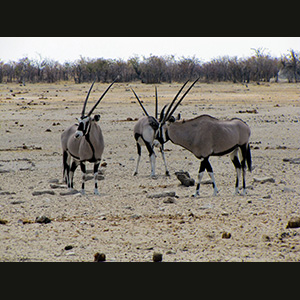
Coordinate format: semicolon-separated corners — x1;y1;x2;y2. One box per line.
131;80;192;177
157;84;252;197
61;78;116;195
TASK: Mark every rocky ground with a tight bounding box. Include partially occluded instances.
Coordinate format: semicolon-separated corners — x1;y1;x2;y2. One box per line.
1;81;300;262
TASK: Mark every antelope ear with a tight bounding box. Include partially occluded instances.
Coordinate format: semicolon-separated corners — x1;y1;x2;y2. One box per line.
94;114;100;122
168;116;176;123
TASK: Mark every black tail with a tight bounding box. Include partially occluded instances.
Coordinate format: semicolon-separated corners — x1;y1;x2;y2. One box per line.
246;144;252;172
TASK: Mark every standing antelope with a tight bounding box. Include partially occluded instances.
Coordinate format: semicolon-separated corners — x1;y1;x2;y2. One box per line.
61;79;116;195
130;80;191;177
157;83;252;197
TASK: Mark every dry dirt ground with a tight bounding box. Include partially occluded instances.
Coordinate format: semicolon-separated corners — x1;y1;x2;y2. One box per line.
1;81;300;262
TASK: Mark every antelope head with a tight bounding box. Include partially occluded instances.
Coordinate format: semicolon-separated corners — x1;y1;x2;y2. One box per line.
74;78;117;139
156;77;199;144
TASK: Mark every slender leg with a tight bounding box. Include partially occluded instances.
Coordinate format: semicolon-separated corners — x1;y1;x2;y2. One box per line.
145;141;156;178
134;142;141;176
149;153;156;178
230;149;241;195
80;161;86;195
205;158;218;196
63;151;70;185
93;161;100;195
69;159;79;189
193;158;207;197
208;172;218;196
240;144;247;195
242;168;247;195
160;145;170;176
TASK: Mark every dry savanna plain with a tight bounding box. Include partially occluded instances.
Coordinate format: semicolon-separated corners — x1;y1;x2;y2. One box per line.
1;80;300;262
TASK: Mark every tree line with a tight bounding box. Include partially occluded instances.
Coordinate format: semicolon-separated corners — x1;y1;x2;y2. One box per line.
0;48;299;85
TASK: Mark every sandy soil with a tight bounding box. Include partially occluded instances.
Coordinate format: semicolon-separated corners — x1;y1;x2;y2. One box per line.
1;81;300;262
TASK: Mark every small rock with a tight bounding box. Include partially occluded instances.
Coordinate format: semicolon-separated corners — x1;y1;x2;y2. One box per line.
94;252;106;262
147;191;176;199
32;190;55;196
163;197;176;204
0;219;8;225
50;183;67;189
60;190;80;196
253;176;275;184
64;245;73;251
35;215;51;224
153;252;163;262
222;232;231;239
262;234;271;242
19;218;33;224
286;217;300;229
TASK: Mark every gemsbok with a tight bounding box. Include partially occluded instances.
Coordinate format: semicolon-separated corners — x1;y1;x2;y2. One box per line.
156;83;252;197
131;80;194;177
61;78;116;195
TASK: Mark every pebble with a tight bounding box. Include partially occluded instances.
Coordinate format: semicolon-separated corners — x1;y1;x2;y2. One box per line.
286;217;300;229
94;252;106;262
153;252;163;262
253;176;275;184
35;215;51;224
32;190;55;196
64;245;73;251
163;197;176;204
222;232;231;239
147;191;176;199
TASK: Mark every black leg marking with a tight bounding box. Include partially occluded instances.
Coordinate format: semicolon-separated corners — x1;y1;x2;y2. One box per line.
137;142;141;156
94;161;100;194
232;156;241;169
70;161;79;188
80;162;86;192
199;159;207;173
240;144;247;169
94;162;100;174
145;141;154;156
205;159;213;173
231;156;241;188
63;151;70;184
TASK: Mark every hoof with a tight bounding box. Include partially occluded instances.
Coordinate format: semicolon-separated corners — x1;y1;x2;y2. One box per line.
94;189;100;196
165;171;170;177
133;172;138;176
213;189;219;196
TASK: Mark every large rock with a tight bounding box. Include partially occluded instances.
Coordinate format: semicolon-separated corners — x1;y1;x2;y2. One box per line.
175;171;195;187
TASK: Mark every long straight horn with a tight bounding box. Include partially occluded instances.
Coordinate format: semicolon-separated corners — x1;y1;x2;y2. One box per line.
81;78;96;117
87;77;118;117
162;79;189;124
155;86;158;119
131;88;149;117
165;77;200;121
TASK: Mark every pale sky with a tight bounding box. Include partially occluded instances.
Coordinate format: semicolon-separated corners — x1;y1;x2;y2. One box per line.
0;37;299;63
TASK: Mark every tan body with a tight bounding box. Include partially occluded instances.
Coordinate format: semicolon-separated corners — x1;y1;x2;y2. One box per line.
163;114;252;197
61;121;104;162
167;115;251;158
133;116;169;177
60;79;116;195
